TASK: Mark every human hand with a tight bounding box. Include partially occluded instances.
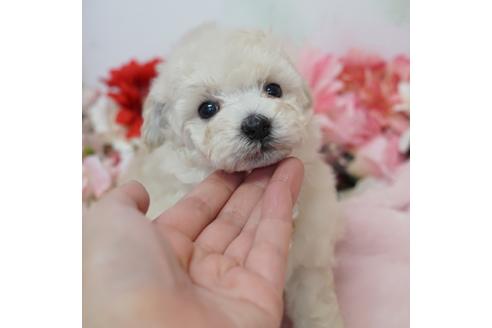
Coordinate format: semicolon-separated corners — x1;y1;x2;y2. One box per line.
84;157;304;328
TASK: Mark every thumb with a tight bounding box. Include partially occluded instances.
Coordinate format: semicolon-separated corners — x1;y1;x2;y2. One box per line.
107;180;150;214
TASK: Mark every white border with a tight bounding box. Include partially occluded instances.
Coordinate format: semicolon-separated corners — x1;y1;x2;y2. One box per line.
2;0;492;326
0;1;81;327
412;0;492;326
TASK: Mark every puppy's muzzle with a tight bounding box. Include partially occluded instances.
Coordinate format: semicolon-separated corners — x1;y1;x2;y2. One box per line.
241;114;271;142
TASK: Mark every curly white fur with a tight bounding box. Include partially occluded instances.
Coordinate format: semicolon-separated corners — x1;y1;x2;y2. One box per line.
122;24;344;328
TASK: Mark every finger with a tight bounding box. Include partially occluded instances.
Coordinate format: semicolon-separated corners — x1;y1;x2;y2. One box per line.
226;158;302;264
224;199;263;264
194;165;275;254
245;158;304;291
103;180;150;214
154;171;244;240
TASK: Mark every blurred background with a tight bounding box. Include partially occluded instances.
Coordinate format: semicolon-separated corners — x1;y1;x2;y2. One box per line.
83;0;409;87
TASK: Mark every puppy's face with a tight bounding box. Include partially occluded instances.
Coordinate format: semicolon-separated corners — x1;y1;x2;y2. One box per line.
143;26;312;172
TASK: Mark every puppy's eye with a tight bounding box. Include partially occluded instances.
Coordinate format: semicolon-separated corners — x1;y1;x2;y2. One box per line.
264;83;282;98
198;101;220;119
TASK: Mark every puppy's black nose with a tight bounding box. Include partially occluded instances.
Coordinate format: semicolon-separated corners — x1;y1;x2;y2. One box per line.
241;114;271;141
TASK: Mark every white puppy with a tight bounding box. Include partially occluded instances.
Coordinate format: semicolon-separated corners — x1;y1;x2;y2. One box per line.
125;24;344;328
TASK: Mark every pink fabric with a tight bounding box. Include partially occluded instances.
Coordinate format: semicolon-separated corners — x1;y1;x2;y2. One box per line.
335;163;409;328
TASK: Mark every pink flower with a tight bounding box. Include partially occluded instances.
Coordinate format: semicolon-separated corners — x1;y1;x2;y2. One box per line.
299;48;410;179
349;132;403;179
299;49;380;147
393;82;410;114
390;55;410;82
82;155;112;200
317;94;381;147
339;49;400;115
298;49;343;114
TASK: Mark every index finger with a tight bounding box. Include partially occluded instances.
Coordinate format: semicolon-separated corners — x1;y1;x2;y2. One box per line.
154;170;245;240
245;158;304;291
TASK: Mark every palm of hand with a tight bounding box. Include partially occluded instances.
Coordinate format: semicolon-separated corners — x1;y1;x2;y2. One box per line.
154;163;301;327
84;159;303;328
164;229;283;328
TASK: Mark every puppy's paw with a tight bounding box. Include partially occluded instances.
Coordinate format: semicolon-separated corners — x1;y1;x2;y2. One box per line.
286;267;343;328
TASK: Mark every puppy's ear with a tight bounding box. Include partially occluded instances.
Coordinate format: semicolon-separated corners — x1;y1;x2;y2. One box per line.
301;80;313;111
141;95;168;150
283;51;313;111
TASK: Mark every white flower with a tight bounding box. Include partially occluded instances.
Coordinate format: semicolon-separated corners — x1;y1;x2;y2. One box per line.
394;82;410;113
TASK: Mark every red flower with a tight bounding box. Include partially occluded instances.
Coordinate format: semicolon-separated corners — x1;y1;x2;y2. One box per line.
104;58;162;138
338;50;409;116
